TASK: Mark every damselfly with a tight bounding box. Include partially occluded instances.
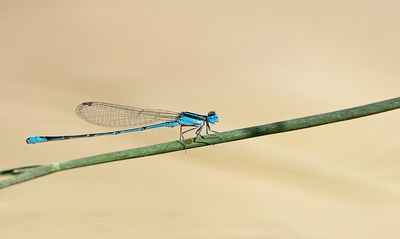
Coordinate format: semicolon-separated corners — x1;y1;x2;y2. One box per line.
26;102;219;144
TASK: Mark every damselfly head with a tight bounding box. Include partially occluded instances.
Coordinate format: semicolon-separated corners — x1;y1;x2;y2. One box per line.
207;111;219;123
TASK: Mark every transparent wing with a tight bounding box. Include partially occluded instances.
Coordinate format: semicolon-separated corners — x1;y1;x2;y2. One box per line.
75;102;180;128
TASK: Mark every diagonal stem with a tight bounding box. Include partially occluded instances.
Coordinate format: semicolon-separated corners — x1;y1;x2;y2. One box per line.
1;97;399;189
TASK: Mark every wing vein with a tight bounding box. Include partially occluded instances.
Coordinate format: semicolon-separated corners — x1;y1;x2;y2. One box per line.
75;102;180;127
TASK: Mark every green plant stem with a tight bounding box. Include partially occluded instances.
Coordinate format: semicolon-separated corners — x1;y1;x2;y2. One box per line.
1;97;399;189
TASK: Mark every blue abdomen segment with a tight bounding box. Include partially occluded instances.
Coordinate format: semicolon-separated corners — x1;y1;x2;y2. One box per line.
26;136;48;144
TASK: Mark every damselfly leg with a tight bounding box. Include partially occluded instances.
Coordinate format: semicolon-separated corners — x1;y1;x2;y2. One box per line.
179;125;198;140
206;122;219;134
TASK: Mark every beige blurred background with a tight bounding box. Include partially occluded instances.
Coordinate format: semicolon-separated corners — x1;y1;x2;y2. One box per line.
1;0;399;238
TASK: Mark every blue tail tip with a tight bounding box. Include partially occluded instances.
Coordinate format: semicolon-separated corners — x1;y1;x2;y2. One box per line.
26;136;47;144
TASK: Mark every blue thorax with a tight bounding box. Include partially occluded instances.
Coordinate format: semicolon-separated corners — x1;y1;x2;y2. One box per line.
177;111;219;126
